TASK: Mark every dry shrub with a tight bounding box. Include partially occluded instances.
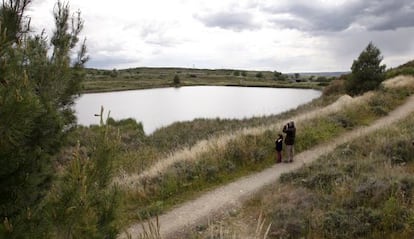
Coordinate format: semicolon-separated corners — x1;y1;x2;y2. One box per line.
323;79;346;96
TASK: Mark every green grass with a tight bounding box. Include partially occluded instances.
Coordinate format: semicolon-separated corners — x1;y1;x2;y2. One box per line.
386;60;414;79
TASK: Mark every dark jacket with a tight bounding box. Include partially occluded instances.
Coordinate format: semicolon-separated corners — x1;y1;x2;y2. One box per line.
275;138;283;151
283;125;296;145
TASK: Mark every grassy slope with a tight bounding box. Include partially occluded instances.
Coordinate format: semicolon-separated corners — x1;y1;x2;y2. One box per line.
102;81;411;233
386;60;414;79
187;81;414;237
216;112;414;239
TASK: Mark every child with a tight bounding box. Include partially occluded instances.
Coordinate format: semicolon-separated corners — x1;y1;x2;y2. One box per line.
275;134;283;163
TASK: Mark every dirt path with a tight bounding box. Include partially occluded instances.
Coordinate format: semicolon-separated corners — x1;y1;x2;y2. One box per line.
120;77;414;239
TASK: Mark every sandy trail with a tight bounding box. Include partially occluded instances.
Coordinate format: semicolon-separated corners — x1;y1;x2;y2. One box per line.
120;76;414;239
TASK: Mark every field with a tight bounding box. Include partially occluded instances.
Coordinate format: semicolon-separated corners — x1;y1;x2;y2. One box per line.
82;67;336;93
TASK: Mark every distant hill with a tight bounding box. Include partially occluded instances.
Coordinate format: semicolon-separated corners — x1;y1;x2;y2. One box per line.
397;60;414;69
386;59;414;79
292;71;350;78
82;67;336;93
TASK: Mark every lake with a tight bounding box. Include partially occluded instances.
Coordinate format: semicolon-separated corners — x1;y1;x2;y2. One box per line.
75;86;321;134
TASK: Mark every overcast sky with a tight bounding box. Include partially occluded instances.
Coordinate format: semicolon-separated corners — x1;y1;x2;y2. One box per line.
27;0;414;72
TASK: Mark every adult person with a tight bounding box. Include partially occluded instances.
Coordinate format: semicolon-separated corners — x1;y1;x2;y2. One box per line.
283;121;296;162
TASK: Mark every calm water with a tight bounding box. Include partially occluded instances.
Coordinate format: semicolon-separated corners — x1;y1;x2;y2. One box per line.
75;86;321;134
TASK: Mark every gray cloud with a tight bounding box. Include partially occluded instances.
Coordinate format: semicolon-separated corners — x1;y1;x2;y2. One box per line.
195;11;260;31
87;55;140;69
263;0;414;32
139;22;181;47
122;22;181;47
320;26;414;71
367;2;414;30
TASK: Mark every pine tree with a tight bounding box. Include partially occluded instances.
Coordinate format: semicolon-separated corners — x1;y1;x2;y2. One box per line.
346;42;386;96
0;0;87;236
48;109;122;239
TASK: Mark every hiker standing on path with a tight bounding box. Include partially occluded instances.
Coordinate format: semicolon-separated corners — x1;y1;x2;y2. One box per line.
283;121;296;162
275;134;283;163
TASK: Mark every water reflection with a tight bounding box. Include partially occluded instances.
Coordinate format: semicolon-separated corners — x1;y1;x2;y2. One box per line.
75;86;321;134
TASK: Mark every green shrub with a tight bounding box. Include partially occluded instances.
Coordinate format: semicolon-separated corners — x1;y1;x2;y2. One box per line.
48;117;123;238
381;139;414;165
323;207;382;239
381;197;407;231
346;42;386;96
173;75;180;85
255;72;264;78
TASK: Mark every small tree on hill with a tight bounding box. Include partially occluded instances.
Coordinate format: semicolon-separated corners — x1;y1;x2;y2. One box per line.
173;74;180;86
346;42;386;95
255;72;263;78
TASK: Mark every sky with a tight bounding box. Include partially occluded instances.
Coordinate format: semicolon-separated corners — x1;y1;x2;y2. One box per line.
27;0;414;73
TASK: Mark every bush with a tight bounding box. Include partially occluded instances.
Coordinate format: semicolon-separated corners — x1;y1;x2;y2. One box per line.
323;79;346;96
255;72;264;78
381;139;414;165
173;74;180;86
323;207;382;238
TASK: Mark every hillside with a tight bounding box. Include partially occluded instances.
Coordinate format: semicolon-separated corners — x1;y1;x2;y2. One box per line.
118;76;414;238
386;60;414;79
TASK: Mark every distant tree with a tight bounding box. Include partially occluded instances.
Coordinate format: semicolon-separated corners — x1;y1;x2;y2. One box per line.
110;68;118;78
294;73;300;79
241;71;247;77
316;76;329;82
255;72;264;78
274;71;290;81
346;42;386;95
233;71;240;76
173;74;180;86
274;71;282;78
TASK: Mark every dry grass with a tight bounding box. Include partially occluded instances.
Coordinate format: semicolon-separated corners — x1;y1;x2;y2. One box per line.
382;75;414;88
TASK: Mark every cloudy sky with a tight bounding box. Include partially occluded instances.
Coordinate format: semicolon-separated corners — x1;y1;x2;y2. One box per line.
27;0;414;72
